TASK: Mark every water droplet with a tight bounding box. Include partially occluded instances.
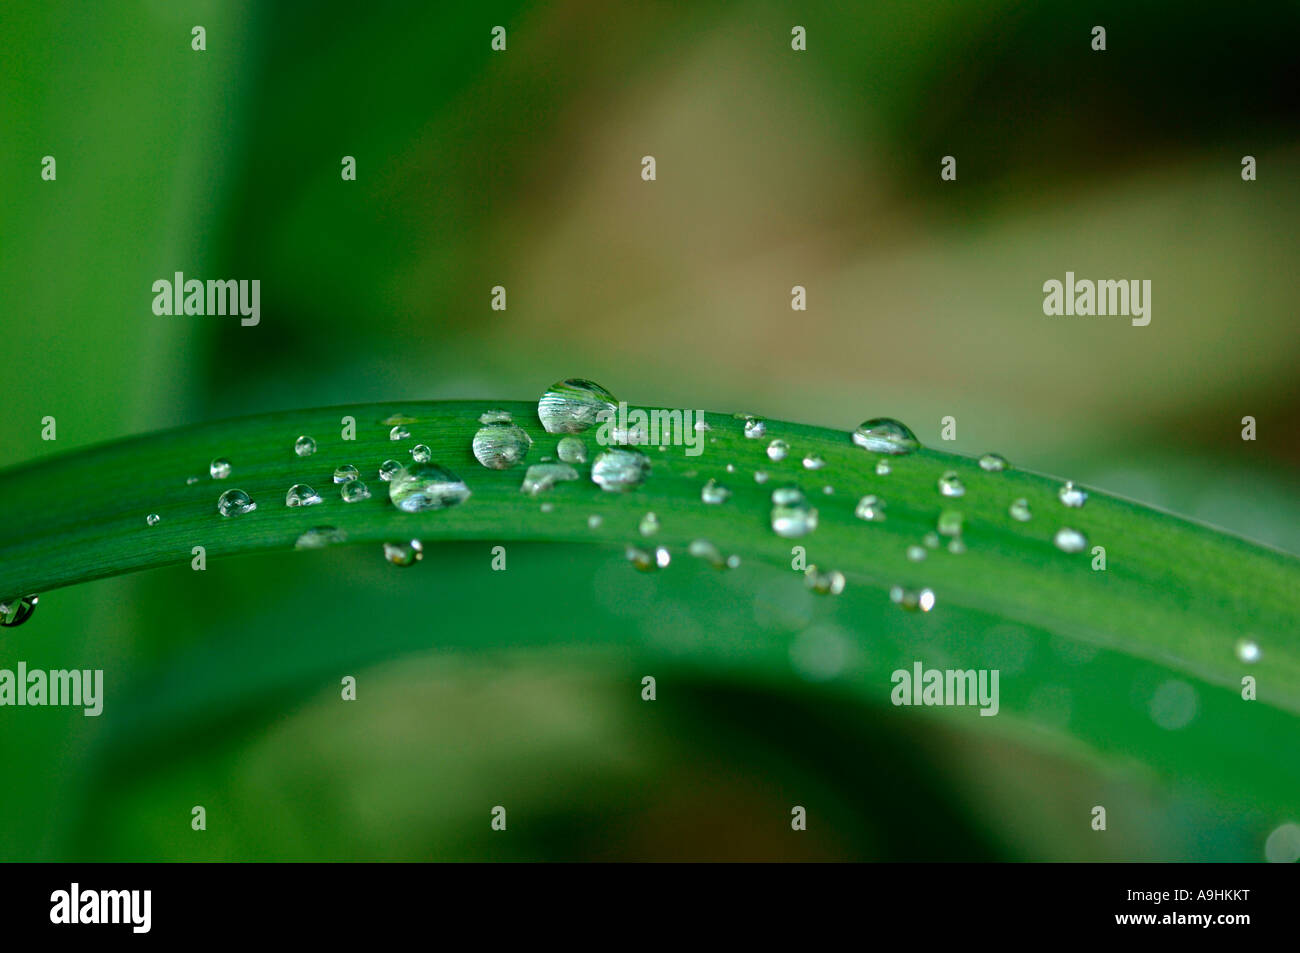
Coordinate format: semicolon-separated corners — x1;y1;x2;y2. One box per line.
521;462;579;495
217;488;256;517
725;463;736;473
383;540;424;567
479;409;513;424
744;418;767;439
556;436;587;464
688;539;725;568
294;435;317;457
378;459;402;482
766;439;788;461
285;484;323;507
186;475;199;485
803;454;826;470
978;453;1008;472
341;480;371;503
145;513;161;526
389;463;471;512
822;485;834;495
639;512;660;536
591;449;650;492
1053;527;1087;553
333;465;359;484
1009;498;1032;522
701;479;731;504
852;418;919;455
540;502;555;513
1058;481;1088;508
923;532;940;548
537;379;617;434
754;470;769;484
854;495;886;521
1265;822;1300;863
947;537;967;555
890;586;935;612
1235;638;1261;663
411;444;433;464
473;423;533;469
805;567;846;595
210;458;232;479
587;514;603;529
770;487;818;538
938;471;965;498
626;544;670;571
0;594;39;627
389;425;411;441
295;526;347;550
906;545;927;562
875;460;891;476
937;509;963;536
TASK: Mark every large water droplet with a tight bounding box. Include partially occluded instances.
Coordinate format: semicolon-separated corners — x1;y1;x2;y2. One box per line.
217;489;256;517
389;463;471;512
766;439;788;461
701;479;731;504
210;458;232;479
1009;498;1032;522
537;379;617;434
341;480;371;503
890;586;936;612
1058;482;1088;508
771;487;818;538
333;465;359;484
473;423;533;469
294;435;317;457
521;462;579;495
556;436;587;464
938;471;966;498
852;418;919;455
805;567;845;595
1053;527;1087;553
285;483;323;507
591;449;650;492
0;594;39;627
855;494;886;521
978;453;1008;472
383;540;424;567
295;526;347;550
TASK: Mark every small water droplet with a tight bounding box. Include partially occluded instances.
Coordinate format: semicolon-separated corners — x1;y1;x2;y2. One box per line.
295;526;347;550
805;567;845;595
937;509;963;536
626;544;670;571
978;453;1008;472
1058;481;1088;508
855;494;886;521
389;463;471;512
639;512;660;536
938;471;965;497
556;436;587;464
771;487;818;538
923;532;940;548
294;435;317;457
1009;498;1032;522
333;465;359;484
744;418;767;439
378;460;402;481
186;475;199;485
701;479;731;504
0;594;39;627
725;463;736;473
906;545;927;562
766;439;788;461
852;418;919;455
754;470;769;484
947;537;967;555
1235;638;1261;663
539;501;555;513
803;454;826;470
383;540;424;567
591;449;650;492
210;458;232;479
341;480;371;503
217;488;256;517
285;484;323;507
521;462;579;495
875;460;891;476
146;513;161;526
1054;527;1087;553
890;586;936;612
587;514;603;529
479;409;513;424
389;425;411;441
411;444;433;463
822;485;834;495
473;423;533;469
537;379;617;434
688;539;726;569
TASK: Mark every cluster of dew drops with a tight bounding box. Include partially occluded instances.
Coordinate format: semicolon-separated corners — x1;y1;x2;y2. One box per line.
0;378;1262;670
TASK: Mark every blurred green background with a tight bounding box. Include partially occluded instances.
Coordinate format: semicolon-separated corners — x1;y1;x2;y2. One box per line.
2;1;1297;860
